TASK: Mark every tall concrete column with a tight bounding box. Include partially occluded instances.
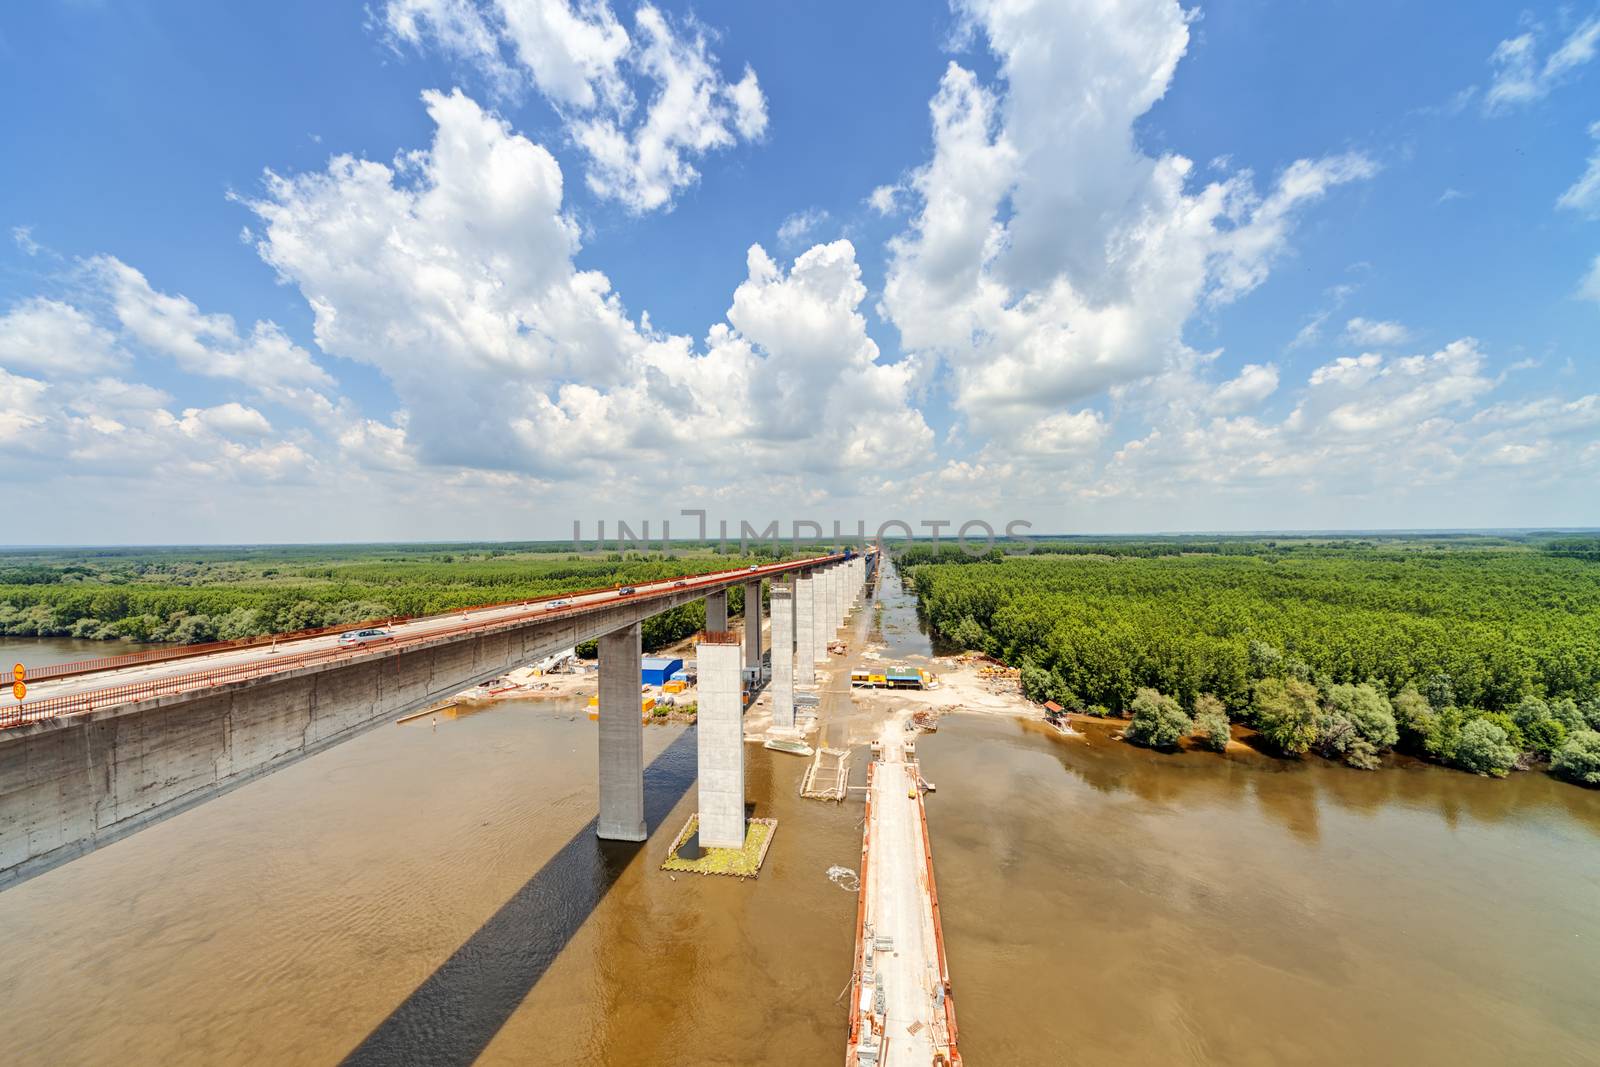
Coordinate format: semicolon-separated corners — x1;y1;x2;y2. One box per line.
823;563;835;628
795;573;816;685
840;560;851;622
770;577;795;732
705;588;728;632
813;565;831;660
695;635;745;849
838;559;851;627
596;622;645;842
742;580;763;677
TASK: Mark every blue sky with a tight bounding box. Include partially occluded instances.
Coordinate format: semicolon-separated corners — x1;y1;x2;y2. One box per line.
2;1;1597;543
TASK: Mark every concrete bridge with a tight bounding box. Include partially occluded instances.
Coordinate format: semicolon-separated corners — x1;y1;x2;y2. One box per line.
0;551;874;888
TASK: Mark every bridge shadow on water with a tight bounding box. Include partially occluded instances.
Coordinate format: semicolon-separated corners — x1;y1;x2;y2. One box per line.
341;728;699;1067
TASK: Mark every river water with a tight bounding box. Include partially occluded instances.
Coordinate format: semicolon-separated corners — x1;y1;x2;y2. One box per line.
0;635;158;672
0;576;1597;1065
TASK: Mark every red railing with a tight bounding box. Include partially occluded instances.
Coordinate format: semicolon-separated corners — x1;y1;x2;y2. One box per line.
2;654;339;729
20;618;413;682
21;552;864;683
1;552;848;731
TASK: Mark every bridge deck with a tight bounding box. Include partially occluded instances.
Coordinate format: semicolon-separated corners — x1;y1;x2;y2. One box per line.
847;721;961;1066
1;553;854;729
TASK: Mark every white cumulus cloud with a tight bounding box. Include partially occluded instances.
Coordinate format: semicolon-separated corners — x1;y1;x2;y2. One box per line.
1344;317;1412;347
1209;362;1280;415
245;88;928;492
1484;14;1600;113
867;183;902;215
1557;120;1600;219
1579;255;1600;303
0;298;127;376
91;255;333;394
777;207;829;247
880;0;1376;451
384;0;766;213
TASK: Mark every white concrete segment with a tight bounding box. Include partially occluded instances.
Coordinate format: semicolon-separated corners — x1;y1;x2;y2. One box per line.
813;565;831;662
838;559;846;620
705;588;728;632
770;577;795;731
596;622;646;841
742;580;763;675
695;639;745;849
795;573;816;685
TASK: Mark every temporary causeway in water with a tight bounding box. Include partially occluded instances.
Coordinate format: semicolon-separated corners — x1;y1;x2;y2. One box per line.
800;747;851;801
845;727;961;1066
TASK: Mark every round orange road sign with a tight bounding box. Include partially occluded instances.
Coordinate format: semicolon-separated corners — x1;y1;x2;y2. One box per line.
13;663;24;682
11;681;24;701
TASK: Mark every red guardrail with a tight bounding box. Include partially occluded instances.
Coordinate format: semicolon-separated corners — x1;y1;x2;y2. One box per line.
1;553;849;730
22;552;861;683
20;618;415;683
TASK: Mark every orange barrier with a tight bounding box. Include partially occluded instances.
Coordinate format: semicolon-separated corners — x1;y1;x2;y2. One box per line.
845;760;876;1065
914;764;962;1065
1;553;849;731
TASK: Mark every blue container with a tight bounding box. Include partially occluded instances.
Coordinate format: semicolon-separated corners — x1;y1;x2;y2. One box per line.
640;656;684;686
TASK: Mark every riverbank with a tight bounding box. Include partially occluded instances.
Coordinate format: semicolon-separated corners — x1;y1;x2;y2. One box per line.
1;559;1595;1065
919;712;1600;1065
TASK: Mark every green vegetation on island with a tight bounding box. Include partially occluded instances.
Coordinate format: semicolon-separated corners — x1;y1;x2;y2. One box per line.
905;535;1600;787
0;542;778;654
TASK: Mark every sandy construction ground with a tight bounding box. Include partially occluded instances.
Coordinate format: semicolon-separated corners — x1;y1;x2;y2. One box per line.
850;652;1044;723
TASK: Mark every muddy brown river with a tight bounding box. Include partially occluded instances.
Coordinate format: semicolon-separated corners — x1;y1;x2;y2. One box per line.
1;572;1596;1065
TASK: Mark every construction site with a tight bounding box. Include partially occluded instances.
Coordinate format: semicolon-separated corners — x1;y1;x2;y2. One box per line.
753;558;965;1066
383;551;992;1065
843;717;961;1066
466;551;968;1065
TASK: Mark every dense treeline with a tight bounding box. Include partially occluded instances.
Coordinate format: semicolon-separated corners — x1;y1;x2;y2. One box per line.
1544;536;1600;561
0;548;766;652
907;546;1600;786
896;545;1007;567
894;533;1555;568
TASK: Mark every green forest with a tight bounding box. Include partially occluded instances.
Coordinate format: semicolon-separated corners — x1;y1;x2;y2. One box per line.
904;536;1600;787
0;543;775;653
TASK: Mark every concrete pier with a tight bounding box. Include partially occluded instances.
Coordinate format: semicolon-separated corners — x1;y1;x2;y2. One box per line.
596;622;646;841
834;560;846;623
705;589;728;632
769;578;795;732
694;636;745;849
813;565;831;662
795;573;816;685
742;580;763;678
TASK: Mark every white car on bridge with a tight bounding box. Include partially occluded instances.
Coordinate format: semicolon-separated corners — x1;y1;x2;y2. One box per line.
337;627;392;647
